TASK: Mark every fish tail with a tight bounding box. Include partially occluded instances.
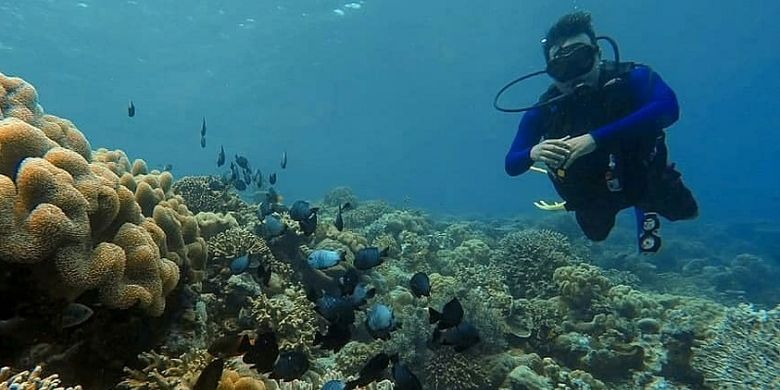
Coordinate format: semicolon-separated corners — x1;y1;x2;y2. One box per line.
428;307;441;324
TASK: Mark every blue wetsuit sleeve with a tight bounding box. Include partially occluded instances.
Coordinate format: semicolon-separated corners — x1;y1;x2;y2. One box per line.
589;66;679;149
505;107;546;176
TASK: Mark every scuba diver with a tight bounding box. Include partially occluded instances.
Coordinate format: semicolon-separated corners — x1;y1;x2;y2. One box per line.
497;11;698;253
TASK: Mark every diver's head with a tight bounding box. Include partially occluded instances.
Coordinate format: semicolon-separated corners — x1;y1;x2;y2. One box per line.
542;12;602;94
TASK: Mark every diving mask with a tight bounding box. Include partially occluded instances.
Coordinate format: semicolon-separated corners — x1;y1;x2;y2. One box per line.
546;43;598;82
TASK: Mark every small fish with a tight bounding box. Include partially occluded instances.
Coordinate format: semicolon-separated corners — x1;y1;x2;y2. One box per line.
409;272;431;298
365;304;398;340
230;255;250;274
254;169;263;189
256;261;273;286
217;146;225;167
299;213;318;236
200;136;206;148
243;168;252;185
338;267;361;296
334;202;352;231
314;323;351;352
270;351;310;381
436;321;481;352
269;172;277;185
316;294;356;326
208;179;226;191
290;200;319;221
233;178;247;191
354;247;390;270
201;116;207;137
161;163;173;172
346;283;376;308
230;162;239;182
258;201;274;219
61;303;94;329
208;333;251;357
390;354;422;390
193;358;224;390
262;214;285;237
281;151;287;169
127;100;135;117
308;249;346;269
235;154;250;170
267;187;281;204
321;380;347;390
244;329;280;373
429;297;463;330
346;353;390;390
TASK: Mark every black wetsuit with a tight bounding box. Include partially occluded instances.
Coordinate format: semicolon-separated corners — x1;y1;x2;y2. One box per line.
505;61;698;241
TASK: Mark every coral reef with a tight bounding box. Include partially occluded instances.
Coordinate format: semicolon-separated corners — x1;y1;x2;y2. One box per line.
118;349;213;389
249;286;319;353
692;304;780;388
490;229;577;299
0;365;82;390
422;347;491;390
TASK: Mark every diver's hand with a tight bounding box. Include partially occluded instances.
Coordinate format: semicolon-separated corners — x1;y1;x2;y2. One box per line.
563;134;596;169
530;136;571;168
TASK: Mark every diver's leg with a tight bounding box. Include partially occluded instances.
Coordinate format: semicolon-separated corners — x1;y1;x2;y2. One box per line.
575;207;618;241
645;163;699;221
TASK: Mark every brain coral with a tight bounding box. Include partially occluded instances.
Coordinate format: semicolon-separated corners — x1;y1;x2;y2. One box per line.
0;72;200;315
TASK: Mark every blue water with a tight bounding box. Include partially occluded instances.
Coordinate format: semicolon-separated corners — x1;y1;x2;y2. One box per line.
2;0;779;225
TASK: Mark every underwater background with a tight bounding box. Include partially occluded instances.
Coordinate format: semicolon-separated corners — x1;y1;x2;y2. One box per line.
1;0;779;389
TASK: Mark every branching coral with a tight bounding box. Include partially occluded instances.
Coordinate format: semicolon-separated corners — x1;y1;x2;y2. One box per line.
422;347;490;390
490;229;577;299
0;365;82;390
249;286;319;353
118;349;214;389
692;304;780;388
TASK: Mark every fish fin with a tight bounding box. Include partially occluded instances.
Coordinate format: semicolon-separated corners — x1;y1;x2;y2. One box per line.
310;207;320;215
365;288;377;299
342;202;352;211
380;247;390;257
428;308;441;324
389;353;400;364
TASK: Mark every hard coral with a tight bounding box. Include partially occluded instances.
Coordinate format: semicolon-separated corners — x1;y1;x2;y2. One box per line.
0;365;82;390
0;73;204;316
249;286;319;353
422;347;491;390
692;304;780;388
490;229;576;299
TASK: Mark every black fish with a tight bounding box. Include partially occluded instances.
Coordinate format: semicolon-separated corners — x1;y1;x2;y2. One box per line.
217;145;225;167
127;100;135;117
208;179;226;191
429;297;463;330
409;272;431;298
347;283;376;308
266;187;281;204
233;178;247;191
61;303;94;329
201;116;207;137
346;353;389;390
254;169;263;189
314;323;351;352
270;351;309;381
235;154;249;170
243;330;279;373
334;202;352;231
208;333;251;357
230;162;239;182
269;172;277;185
436;321;481;352
338;267;361;296
316;294;356;326
256;261;272;286
193;358;224;390
354;247;389;270
200;136;206;148
290;200;318;221
299;213;317;236
243;168;252;185
281;151;287;169
390;354;422;390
